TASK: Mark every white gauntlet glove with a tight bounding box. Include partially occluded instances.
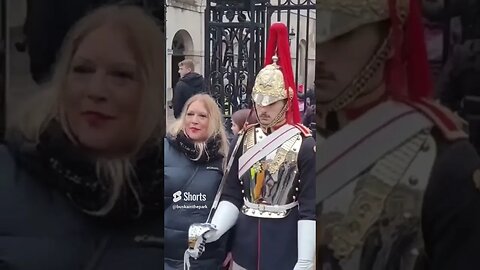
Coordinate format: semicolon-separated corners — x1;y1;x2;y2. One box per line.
185;201;240;269
293;220;316;270
203;201;239;243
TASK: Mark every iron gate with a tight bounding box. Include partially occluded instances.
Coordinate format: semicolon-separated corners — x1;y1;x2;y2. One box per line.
205;0;315;130
205;0;268;120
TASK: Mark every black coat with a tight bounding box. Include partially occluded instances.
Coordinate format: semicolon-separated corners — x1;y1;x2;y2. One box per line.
163;138;228;270
422;137;480;270
172;73;205;118
0;145;163;270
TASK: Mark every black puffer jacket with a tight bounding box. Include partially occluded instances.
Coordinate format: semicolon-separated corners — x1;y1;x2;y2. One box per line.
0;144;163;270
172;72;205;118
164;138;228;270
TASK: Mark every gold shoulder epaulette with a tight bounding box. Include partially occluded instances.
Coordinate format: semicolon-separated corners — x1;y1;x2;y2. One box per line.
294;123;312;137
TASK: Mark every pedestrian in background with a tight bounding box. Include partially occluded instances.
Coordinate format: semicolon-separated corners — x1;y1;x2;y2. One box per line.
230;108;257;136
172;59;205;118
302;88;315;129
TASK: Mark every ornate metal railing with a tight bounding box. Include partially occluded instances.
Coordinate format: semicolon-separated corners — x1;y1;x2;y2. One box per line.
205;0;315;132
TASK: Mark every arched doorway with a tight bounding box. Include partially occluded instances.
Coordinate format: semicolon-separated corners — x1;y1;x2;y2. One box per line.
171;30;194;89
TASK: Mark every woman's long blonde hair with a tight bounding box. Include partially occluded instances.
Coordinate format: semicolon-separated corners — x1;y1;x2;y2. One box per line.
7;5;165;217
167;94;229;167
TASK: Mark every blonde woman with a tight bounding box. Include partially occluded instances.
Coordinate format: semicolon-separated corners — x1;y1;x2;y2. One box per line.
164;94;230;270
1;5;164;269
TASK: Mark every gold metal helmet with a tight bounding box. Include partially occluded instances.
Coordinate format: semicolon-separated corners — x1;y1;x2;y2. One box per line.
252;55;292;106
316;0;409;43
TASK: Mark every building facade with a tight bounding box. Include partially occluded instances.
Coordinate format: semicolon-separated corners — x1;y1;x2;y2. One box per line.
165;0;316;104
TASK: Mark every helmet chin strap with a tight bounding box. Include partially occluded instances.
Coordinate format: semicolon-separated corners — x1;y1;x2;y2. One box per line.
318;30;392;113
318;31;393;134
254;99;289;134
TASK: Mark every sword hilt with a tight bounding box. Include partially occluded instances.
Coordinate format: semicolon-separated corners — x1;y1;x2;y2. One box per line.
186;223;217;259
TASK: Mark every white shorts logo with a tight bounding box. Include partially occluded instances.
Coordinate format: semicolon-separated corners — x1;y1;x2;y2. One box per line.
173;191;182;202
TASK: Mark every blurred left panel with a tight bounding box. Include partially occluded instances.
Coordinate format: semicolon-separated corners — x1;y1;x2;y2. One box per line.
1;0;166;269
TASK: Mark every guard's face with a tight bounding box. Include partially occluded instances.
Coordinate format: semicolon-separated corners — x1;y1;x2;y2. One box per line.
64;24;142;156
184;100;210;142
255;99;286;126
315;22;386;106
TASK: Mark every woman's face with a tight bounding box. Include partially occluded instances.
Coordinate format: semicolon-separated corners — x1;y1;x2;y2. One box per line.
231;122;240;135
64;24;142;156
184;100;210;142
